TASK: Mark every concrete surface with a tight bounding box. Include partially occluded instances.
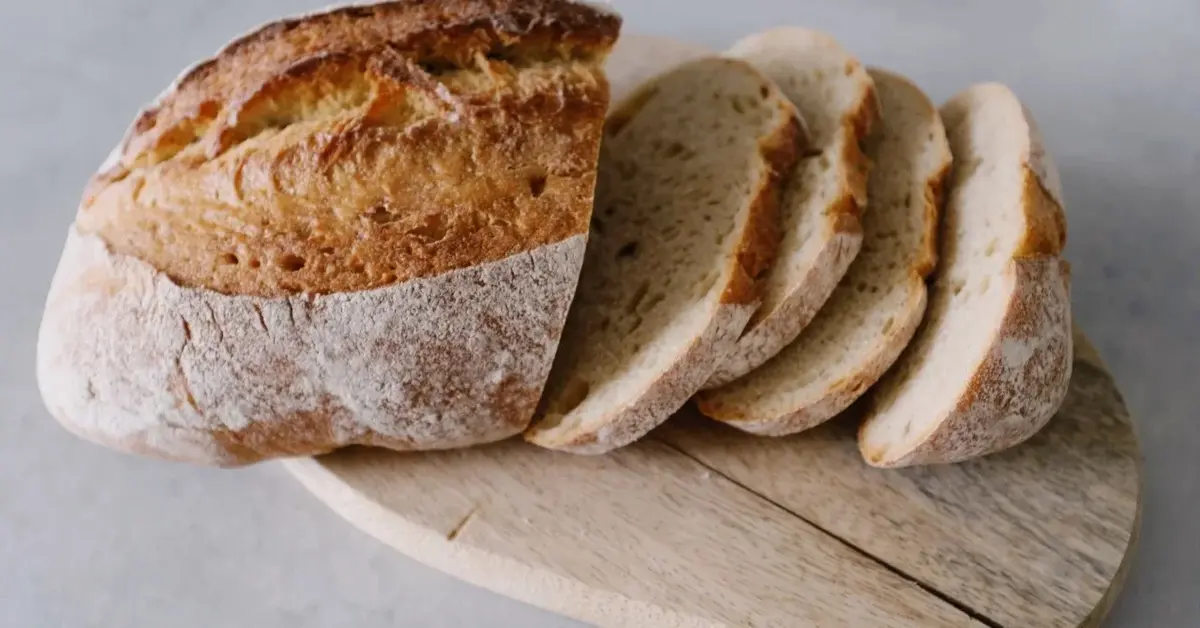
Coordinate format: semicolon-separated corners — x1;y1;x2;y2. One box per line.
2;1;1197;626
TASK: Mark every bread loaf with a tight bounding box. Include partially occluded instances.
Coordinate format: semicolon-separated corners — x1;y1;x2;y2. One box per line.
526;57;801;454
858;83;1072;467
37;0;620;466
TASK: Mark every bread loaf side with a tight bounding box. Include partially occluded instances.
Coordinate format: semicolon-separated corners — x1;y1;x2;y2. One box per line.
38;0;620;465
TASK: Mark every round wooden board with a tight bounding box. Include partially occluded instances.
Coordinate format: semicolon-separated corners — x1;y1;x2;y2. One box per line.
284;36;1142;628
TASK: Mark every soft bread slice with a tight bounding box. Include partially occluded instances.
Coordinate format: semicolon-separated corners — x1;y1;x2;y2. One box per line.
858;83;1072;468
36;1;620;466
698;69;952;435
704;27;878;388
526;58;802;454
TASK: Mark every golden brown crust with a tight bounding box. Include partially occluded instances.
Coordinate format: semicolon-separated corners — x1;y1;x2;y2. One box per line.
79;1;620;297
842;85;880;216
720;113;803;306
913;164;951;277
1016;169;1069;258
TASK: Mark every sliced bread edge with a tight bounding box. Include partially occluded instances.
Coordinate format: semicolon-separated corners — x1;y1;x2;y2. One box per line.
697;68;952;436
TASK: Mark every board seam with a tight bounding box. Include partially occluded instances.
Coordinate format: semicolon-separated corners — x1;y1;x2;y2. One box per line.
653;435;1006;628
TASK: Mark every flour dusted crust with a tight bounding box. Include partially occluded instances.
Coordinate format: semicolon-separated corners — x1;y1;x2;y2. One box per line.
859;83;1072;468
868;257;1073;467
38;0;619;465
39;229;586;466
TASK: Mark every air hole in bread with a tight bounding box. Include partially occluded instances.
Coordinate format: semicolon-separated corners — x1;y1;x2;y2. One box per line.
882;317;895;335
278;254;306;272
904;192;913;208
366;206;399;224
418;59;459;76
985;238;998;257
485;49;513;63
760;84;771;100
730;96;746;115
407;215;449;243
663;141;688;159
856;281;868;293
318;246;335;256
218;253;239;266
529;173;548;198
617;241;639;259
248;258;261;269
627;282;649;313
641;292;666;313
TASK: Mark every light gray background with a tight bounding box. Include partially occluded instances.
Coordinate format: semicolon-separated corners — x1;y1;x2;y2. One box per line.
2;1;1197;626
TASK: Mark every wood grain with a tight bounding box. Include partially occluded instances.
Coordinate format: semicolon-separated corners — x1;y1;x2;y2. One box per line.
286;327;1139;628
660;327;1141;627
287;439;971;627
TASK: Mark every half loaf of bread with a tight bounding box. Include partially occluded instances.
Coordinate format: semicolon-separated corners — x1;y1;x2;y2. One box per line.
526;57;802;454
698;68;951;436
704;27;878;388
36;0;620;466
858;83;1072;468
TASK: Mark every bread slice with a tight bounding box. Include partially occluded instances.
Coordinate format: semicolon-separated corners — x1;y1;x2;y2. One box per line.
704;27;878;388
36;1;620;466
858;83;1072;468
697;69;952;435
525;58;802;454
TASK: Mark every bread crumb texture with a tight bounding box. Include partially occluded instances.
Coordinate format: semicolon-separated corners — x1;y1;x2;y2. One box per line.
79;0;619;297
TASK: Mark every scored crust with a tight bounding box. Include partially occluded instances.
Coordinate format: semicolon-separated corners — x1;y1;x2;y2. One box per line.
38;1;619;465
80;0;619;297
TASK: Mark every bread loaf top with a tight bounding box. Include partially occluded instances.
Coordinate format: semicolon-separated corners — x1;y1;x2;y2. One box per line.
79;0;620;297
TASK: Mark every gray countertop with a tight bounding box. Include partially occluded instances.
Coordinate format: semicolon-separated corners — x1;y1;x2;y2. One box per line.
2;1;1197;626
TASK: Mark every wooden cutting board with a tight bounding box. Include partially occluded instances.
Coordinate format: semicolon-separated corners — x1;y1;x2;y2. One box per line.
284;36;1142;628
